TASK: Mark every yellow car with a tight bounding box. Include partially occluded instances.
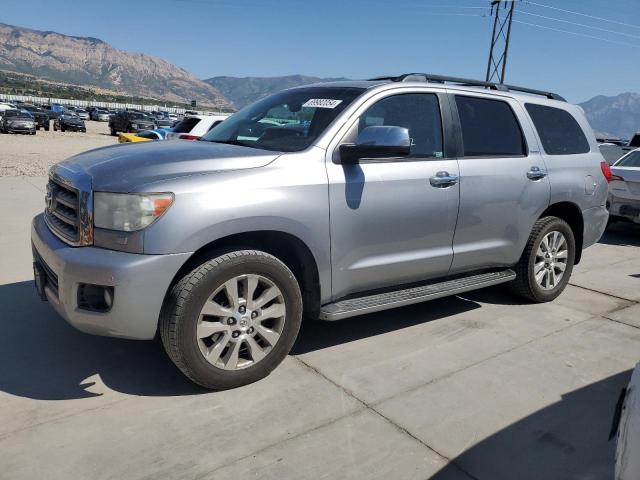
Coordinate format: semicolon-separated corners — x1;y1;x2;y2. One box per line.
118;132;152;143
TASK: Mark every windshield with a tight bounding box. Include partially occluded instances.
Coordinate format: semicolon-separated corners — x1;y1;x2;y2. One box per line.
129;113;147;120
616;150;640;168
201;86;364;152
4;110;22;117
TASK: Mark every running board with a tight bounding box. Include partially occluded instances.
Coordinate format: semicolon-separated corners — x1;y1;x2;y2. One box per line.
319;269;516;321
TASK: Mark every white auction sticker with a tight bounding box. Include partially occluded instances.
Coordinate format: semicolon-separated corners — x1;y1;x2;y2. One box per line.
302;99;343;109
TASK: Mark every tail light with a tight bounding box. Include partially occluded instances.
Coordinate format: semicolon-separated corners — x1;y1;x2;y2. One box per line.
601;161;612;182
179;134;200;140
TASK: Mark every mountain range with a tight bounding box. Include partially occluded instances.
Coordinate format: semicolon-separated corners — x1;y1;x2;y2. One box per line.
0;22;638;138
0;23;231;109
204;75;348;109
578;93;640;140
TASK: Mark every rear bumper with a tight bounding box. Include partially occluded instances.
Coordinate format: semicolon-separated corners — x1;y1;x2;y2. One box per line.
583;205;609;249
31;213;191;340
609;195;640;224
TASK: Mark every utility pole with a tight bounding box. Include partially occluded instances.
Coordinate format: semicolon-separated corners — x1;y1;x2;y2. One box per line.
485;0;516;84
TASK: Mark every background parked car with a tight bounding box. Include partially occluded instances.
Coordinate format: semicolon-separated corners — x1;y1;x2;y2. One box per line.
90;108;111;121
607;148;640;226
153;113;174;128
43;103;65;121
53;113;86;132
0;102;17;120
21;104;50;131
118;128;171;143
74;108;90;120
0;109;36;134
165;114;227;140
109;110;155;135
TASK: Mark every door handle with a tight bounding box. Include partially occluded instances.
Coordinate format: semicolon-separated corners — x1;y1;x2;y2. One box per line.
429;171;459;188
527;166;547;181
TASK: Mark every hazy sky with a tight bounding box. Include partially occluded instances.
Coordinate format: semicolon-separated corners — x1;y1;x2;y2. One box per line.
2;0;640;103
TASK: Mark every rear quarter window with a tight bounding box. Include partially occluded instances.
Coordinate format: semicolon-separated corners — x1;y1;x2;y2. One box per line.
455;95;526;157
525;104;590;155
172;117;201;133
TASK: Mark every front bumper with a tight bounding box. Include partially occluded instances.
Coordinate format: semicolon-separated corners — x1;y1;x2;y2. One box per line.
6;124;35;133
62;124;86;132
31;213;192;340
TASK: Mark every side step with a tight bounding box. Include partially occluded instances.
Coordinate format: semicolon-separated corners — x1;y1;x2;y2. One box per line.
319;269;516;321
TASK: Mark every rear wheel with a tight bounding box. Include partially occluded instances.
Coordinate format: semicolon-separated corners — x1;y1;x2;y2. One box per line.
160;250;303;390
110;126;117;136
509;216;575;302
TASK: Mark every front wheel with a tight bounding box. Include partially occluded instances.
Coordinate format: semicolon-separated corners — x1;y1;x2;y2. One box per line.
509;216;575;302
160;250;303;390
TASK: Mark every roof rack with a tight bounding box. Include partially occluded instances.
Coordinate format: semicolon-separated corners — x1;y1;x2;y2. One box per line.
368;73;566;102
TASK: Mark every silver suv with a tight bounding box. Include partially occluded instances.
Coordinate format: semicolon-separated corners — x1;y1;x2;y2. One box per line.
31;74;610;389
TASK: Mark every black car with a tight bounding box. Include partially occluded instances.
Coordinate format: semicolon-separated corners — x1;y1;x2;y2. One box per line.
0;109;36;134
109;110;155;135
54;113;86;133
21;105;50;131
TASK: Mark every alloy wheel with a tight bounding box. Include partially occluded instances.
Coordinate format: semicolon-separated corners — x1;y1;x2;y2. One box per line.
534;230;569;290
196;274;286;370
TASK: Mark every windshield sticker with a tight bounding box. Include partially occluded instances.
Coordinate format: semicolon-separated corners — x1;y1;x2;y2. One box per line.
302;99;343;109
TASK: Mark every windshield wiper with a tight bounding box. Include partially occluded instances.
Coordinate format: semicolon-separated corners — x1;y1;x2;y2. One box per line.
205;139;257;148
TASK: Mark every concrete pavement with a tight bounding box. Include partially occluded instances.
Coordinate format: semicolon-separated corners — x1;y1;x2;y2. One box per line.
0;175;638;480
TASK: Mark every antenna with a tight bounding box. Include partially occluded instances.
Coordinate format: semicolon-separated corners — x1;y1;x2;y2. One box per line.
486;0;517;84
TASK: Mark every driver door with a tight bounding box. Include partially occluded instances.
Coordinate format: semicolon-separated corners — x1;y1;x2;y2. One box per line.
326;91;461;300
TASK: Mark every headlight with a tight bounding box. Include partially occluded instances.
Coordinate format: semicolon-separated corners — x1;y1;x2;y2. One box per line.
94;192;174;231
131;123;138;128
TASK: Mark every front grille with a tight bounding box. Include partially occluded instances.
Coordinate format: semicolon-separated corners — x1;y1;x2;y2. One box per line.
45;178;80;244
33;248;59;298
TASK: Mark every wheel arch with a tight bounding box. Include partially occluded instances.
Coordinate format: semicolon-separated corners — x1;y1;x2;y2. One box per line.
539;202;584;264
164;230;321;321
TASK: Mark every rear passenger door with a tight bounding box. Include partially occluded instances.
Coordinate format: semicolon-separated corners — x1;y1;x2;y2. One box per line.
448;93;550;274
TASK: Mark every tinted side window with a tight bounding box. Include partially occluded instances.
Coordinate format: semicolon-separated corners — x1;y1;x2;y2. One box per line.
359;93;444;158
525;104;590;155
455;96;526;157
172;117;201;133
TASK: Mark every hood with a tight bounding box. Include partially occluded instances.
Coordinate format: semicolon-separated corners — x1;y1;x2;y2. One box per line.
57;139;280;191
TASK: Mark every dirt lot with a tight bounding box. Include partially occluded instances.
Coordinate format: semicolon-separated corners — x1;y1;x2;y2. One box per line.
0;120;116;176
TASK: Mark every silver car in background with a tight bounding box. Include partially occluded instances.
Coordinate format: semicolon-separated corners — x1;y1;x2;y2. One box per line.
608;149;640;225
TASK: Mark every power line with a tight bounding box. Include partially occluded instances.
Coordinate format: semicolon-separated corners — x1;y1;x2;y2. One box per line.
514;19;640;49
519;10;640;41
524;1;640;31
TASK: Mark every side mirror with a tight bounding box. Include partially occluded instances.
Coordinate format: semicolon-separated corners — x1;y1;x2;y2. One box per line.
338;125;410;164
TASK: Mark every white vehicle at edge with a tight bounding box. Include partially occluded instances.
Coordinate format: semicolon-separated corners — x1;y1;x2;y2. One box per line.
615;363;640;480
608;148;640;225
0;102;17;119
165;114;228;140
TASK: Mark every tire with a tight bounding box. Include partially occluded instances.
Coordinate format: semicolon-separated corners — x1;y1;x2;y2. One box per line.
509;216;575;303
44;125;50;131
110;126;117;136
160;250;303;390
60;126;65;132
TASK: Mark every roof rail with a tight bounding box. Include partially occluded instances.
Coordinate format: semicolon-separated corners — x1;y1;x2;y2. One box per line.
368;73;566;102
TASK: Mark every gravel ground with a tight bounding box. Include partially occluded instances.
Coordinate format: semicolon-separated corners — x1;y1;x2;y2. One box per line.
0;121;116;177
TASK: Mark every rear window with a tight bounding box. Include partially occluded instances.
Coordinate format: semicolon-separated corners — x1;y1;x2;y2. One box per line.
172;117;200;133
525;104;590;155
615;150;640;168
455;96;526;157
